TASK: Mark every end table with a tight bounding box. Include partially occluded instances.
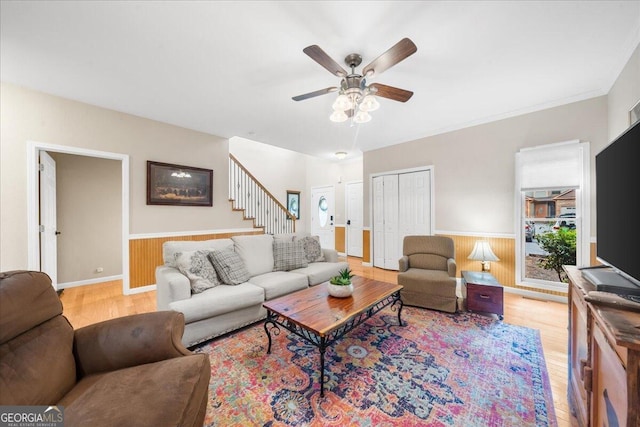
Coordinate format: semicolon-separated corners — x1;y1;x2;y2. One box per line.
461;271;504;320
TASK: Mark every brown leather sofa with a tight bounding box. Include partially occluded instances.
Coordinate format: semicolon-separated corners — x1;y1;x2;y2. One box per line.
397;235;460;313
0;270;211;427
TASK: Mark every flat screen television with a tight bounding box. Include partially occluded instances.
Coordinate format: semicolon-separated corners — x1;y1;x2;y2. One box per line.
588;120;640;296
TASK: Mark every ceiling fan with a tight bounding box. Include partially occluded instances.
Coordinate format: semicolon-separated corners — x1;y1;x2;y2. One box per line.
292;38;417;123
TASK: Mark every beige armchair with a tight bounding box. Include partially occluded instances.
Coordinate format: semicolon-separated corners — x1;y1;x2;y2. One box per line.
397;235;459;313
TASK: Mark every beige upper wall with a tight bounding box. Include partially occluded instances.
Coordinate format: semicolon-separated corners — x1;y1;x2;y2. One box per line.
0;83;250;271
608;43;640;140
364;96;609;235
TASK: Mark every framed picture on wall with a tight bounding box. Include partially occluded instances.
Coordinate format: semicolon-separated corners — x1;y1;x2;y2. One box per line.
287;190;300;219
147;161;213;206
630;98;640;126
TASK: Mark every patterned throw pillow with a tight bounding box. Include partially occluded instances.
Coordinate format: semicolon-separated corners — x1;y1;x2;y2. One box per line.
297;235;325;263
273;240;308;271
174;250;220;294
208;249;251;285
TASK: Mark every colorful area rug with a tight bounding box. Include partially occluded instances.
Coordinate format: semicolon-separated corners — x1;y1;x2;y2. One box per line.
194;307;557;426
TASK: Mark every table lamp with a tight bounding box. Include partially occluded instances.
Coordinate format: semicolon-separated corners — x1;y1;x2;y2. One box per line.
468;240;499;272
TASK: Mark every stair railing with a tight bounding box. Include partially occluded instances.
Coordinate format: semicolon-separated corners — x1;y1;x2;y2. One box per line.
229;154;296;234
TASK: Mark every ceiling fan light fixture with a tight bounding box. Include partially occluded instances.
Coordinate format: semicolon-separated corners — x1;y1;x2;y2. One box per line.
353;110;371;124
330;110;348;123
332;94;353;111
359;95;380;112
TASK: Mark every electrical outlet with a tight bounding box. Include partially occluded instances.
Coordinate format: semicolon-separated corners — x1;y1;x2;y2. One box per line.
95;267;104;273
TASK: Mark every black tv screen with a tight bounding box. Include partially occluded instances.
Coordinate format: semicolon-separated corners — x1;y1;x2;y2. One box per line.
595;120;640;285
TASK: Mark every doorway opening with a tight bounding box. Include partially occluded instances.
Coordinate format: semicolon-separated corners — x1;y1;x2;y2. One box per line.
27;141;131;294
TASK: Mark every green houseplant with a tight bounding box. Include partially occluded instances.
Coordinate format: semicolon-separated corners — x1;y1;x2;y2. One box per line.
536;228;576;282
328;268;354;297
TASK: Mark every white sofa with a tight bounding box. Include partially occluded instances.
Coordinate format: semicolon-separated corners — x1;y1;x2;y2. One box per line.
156;233;348;347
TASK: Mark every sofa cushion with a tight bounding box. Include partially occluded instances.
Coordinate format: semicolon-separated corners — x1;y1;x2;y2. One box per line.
208;249;251;285
163;239;234;267
248;272;309;300
169;283;264;323
273;240;308;272
296;235;325;263
291;261;349;286
408;253;448;271
397;268;457;297
232;234;275;277
174;250;220;294
59;354;210;427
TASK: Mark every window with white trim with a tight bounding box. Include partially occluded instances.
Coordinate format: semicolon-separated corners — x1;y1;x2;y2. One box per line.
515;141;590;290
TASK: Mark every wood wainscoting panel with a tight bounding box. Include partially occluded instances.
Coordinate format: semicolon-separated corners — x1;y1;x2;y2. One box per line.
335;226;345;253
129;230;263;288
438;234;567;298
363;229;371;263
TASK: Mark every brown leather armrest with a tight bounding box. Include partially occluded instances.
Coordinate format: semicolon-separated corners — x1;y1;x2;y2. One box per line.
73;311;191;377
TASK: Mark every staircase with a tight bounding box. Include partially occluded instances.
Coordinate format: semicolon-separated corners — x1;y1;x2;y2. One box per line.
229;154;296;234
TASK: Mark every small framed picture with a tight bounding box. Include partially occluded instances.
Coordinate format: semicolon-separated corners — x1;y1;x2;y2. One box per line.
147;161;213;206
630;98;640;126
286;190;300;219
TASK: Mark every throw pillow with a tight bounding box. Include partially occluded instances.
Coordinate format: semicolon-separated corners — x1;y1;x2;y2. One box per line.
208;249;251;285
174;250;220;294
297;235;325;263
273;240;308;271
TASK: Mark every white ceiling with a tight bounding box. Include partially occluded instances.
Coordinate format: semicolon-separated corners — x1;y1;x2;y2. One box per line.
2;1;639;160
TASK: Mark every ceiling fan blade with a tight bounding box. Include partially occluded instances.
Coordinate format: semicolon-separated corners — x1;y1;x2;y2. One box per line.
362;38;417;77
303;45;348;77
292;86;338;101
369;83;413;102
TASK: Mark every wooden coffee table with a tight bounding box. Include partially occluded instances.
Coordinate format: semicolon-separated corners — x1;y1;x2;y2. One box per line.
263;276;403;397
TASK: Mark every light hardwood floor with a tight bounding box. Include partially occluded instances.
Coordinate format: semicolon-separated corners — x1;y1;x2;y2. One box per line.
59;257;571;426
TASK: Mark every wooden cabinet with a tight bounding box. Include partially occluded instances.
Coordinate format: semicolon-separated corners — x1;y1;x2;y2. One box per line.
566;266;640;427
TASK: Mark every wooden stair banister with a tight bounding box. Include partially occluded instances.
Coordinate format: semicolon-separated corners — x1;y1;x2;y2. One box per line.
229;154;296;234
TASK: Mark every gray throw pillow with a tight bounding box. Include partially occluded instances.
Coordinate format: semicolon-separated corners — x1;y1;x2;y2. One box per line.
208;249;251;285
174;250;220;294
297;235;325;263
273;240;308;271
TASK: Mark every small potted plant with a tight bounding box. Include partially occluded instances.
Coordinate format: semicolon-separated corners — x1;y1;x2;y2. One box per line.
328;267;354;298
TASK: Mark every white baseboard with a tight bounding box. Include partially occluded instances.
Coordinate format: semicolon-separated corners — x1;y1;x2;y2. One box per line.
126;284;156;295
58;275;122;289
503;286;568;303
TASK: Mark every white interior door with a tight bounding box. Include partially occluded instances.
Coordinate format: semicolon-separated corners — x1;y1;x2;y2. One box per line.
373;176;385;268
346;181;363;257
39;151;58;289
311;186;335;250
399;170;431;243
383;174;399;270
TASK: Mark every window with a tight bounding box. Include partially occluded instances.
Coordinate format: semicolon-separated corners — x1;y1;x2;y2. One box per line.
515;141;590;290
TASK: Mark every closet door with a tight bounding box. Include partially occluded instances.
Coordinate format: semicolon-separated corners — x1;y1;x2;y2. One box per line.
399;170;431;244
383;174;399;269
373;176;385;268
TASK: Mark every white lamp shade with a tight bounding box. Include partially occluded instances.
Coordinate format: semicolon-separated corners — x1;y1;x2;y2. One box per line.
353;111;371;124
359;95;380;112
332;94;353;111
468;241;499;262
329;110;348;122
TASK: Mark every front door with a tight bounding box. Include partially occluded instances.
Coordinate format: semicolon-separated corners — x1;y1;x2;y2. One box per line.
311;186;335;250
